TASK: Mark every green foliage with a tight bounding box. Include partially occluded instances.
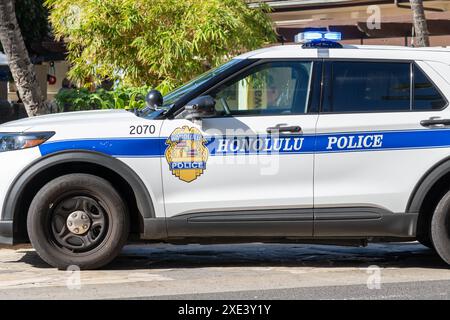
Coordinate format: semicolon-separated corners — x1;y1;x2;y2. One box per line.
45;0;276;92
0;1;49;53
15;0;50;50
54;86;151;112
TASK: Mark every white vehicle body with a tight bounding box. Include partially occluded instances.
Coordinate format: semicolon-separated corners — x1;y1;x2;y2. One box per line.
1;43;450;268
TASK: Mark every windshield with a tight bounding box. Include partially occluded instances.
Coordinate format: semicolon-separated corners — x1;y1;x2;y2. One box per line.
162;59;242;108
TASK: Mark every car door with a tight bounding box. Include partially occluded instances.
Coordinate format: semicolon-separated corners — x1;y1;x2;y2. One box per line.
314;60;449;236
160;60;322;238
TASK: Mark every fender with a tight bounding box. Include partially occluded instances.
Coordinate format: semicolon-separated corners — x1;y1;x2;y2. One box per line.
407;156;450;213
1;150;156;222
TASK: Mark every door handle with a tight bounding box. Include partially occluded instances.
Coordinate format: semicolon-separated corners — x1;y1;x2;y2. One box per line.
266;125;302;134
420;118;450;127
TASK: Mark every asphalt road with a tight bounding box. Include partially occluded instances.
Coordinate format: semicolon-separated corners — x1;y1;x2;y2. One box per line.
0;242;449;299
149;280;450;300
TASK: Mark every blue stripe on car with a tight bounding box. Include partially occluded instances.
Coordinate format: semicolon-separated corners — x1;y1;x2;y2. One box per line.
39;129;450;157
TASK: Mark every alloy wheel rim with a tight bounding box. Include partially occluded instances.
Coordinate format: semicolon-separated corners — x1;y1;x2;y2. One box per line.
50;196;108;253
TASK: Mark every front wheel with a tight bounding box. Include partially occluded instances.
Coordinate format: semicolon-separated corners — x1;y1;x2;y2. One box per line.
417;235;434;250
431;190;450;265
27;174;129;270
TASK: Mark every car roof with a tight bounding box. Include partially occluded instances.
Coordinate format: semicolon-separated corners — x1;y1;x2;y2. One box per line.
236;44;450;64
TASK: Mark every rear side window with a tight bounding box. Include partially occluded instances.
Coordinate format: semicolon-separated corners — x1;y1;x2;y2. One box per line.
413;65;446;110
324;61;411;113
323;61;447;113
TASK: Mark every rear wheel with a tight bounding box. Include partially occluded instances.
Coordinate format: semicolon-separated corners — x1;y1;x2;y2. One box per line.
27;174;129;270
431;190;450;265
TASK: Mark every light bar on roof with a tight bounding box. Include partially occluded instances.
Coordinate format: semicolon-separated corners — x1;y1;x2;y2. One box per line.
295;31;342;44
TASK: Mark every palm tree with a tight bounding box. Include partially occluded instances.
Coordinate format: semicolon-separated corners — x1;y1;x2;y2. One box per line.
410;0;430;47
0;0;47;116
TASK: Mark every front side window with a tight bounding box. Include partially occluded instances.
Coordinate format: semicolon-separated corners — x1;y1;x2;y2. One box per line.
210;61;314;116
163;59;242;108
324;61;411;113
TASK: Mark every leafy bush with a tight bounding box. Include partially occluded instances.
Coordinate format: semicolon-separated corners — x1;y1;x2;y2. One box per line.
45;0;276;92
6;0;50;52
54;86;151;112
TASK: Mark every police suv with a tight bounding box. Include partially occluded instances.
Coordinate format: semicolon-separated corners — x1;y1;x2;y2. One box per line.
1;32;450;269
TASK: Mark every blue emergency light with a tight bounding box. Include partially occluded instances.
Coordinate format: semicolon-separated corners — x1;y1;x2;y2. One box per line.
295;31;343;48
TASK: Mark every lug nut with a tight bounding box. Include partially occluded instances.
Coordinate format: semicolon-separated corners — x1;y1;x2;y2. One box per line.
68;222;72;226
74;228;79;233
82;224;88;229
72;213;77;218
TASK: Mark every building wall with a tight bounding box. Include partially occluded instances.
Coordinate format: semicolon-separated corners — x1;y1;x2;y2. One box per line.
254;0;450;46
7;61;69;102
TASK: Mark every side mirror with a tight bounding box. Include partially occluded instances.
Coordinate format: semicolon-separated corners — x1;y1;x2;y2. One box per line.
185;95;216;121
145;90;163;109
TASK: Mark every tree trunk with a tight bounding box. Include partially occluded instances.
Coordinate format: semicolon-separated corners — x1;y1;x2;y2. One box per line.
410;0;430;47
0;0;47;116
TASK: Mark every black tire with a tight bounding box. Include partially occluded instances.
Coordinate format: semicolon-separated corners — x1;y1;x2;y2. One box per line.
417;229;435;249
418;237;434;250
431;190;450;265
27;173;129;270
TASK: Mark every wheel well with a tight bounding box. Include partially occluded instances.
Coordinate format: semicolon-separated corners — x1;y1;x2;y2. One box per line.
13;162;143;243
416;171;450;242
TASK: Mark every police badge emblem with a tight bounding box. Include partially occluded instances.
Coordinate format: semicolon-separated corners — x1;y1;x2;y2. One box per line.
165;126;209;182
